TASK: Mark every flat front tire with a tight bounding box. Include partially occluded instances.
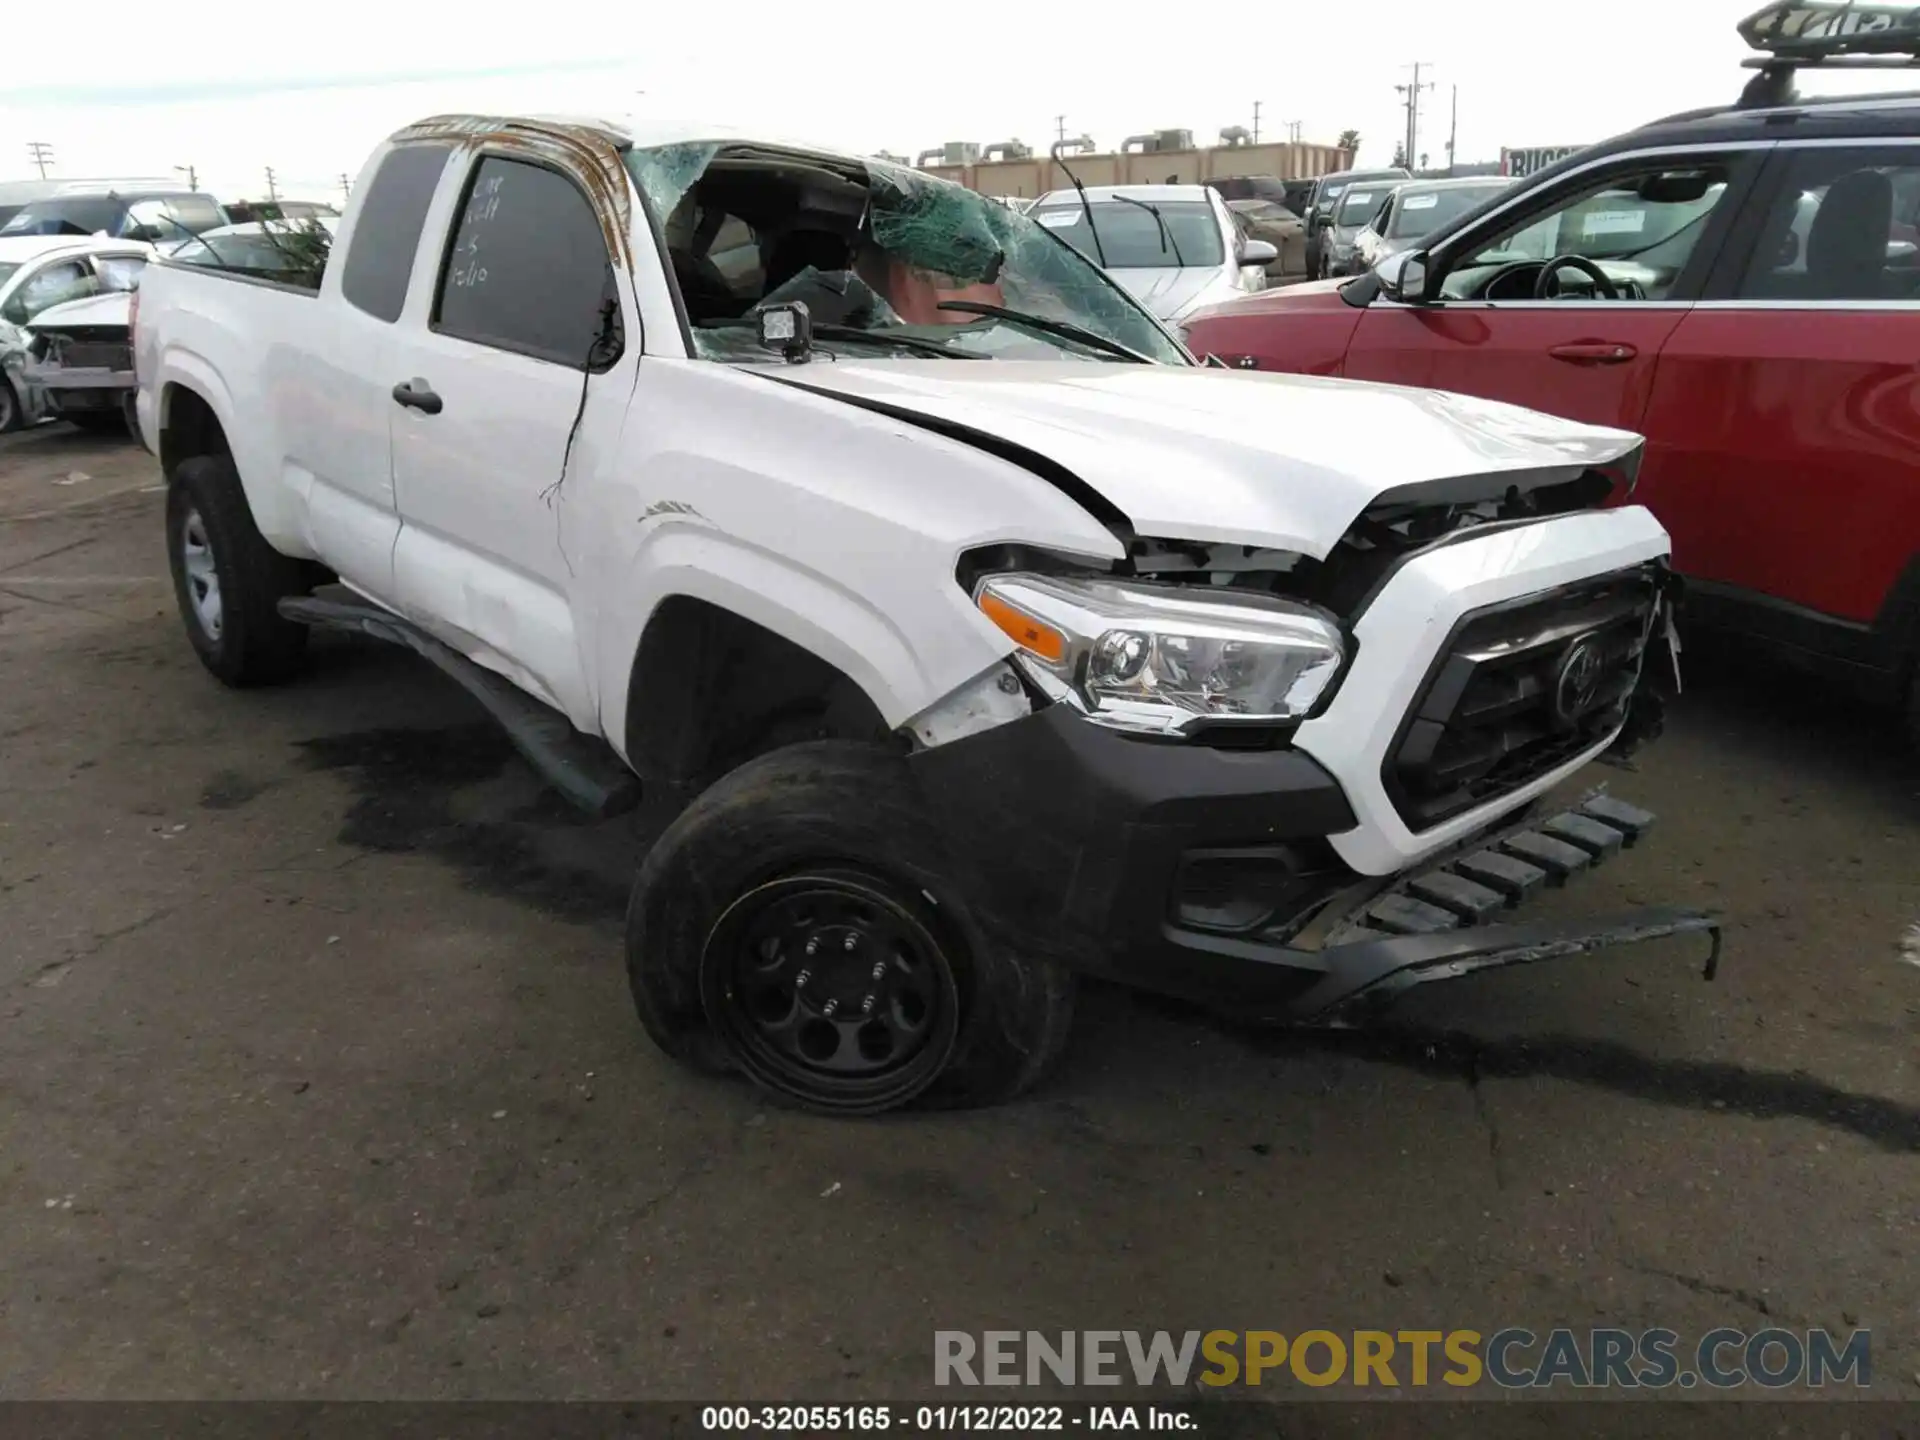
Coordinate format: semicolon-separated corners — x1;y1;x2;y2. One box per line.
626;741;1076;1115
166;454;312;686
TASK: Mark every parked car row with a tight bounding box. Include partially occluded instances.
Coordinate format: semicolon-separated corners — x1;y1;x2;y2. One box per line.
1182;0;1920;748
0;215;339;434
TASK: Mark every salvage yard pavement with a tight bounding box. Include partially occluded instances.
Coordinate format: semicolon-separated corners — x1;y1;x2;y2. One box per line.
1;422;1917;1405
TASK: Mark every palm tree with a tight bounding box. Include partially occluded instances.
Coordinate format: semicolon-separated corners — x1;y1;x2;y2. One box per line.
1336;129;1361;158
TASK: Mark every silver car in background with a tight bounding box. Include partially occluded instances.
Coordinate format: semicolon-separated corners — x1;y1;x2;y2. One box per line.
1027;183;1276;324
1349;176;1517;275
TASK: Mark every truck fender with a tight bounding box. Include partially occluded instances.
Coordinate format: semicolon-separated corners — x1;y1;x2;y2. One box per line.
156;351;304;552
598;526;955;770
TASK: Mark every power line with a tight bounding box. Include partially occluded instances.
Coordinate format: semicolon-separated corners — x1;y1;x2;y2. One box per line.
26;141;54;179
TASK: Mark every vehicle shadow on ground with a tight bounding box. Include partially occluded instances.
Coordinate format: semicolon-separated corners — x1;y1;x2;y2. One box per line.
263;626;1920;1136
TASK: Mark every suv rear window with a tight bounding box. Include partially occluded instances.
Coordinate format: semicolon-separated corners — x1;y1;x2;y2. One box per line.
341;143;451;323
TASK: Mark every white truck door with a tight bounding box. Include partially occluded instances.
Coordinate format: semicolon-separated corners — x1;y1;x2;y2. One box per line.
385;151;634;728
305;140;457;601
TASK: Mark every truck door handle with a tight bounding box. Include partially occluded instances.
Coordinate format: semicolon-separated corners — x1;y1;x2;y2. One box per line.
1548;341;1638;365
391;378;442;414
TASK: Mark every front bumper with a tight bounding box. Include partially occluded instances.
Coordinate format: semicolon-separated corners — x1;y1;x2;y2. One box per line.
908;705;1719;1024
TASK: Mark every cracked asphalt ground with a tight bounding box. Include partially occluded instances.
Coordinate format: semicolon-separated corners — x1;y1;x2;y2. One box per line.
1;423;1917;1426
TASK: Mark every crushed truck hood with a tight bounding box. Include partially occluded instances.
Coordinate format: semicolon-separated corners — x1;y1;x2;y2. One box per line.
767;361;1642;555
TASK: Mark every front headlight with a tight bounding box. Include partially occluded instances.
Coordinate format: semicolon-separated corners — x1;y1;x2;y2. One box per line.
975;573;1345;735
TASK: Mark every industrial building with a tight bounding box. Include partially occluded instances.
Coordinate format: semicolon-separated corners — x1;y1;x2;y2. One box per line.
912;129;1352;200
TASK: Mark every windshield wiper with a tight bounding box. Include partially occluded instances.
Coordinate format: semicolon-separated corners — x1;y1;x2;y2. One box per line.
934;301;1153;363
1112;195;1186;267
699;317;981;360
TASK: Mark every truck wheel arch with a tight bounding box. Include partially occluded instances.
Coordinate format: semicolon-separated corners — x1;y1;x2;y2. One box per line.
158;380;231;479
621;594;897;792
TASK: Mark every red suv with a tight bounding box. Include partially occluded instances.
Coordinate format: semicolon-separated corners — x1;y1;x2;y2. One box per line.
1183;2;1920;744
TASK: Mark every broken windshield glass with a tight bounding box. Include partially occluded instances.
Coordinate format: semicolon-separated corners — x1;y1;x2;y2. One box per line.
622;142;1189;366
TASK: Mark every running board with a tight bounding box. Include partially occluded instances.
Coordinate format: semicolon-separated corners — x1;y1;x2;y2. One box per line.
279;591;641;820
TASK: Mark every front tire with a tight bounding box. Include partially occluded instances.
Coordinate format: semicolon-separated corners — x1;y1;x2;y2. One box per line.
626;741;1076;1115
166;454;313;686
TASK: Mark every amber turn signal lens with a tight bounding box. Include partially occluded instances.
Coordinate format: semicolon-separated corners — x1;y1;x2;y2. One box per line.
979;591;1067;663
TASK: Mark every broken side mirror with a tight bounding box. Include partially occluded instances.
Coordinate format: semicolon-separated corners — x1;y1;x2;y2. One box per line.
758;300;813;363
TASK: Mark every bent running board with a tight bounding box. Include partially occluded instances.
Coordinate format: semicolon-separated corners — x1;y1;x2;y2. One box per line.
280;591;641;820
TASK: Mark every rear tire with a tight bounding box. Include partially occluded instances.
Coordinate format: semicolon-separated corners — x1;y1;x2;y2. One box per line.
625;741;1076;1115
166;454;313;686
0;377;22;433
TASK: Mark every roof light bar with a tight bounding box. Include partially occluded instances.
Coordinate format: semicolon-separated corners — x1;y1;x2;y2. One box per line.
1739;1;1920;59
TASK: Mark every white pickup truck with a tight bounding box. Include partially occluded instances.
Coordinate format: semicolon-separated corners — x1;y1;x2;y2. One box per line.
133;113;1719;1115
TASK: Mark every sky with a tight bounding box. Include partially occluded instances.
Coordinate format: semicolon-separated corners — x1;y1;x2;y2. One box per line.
3;0;1913;204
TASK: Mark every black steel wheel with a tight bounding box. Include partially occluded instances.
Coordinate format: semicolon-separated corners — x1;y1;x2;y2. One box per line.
700;868;960;1113
627;741;1077;1115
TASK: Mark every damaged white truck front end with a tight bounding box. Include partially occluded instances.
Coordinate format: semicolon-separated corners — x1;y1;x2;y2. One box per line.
133;113;1717;1115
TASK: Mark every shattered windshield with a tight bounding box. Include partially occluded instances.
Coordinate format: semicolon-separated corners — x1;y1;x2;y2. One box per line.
624;143;1190;365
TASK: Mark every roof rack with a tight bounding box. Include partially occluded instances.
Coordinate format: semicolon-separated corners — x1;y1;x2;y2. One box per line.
1737;2;1920;106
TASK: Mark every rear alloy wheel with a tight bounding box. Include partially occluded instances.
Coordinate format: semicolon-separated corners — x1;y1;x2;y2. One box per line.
179;506;225;642
701;869;960;1111
166;454;312;686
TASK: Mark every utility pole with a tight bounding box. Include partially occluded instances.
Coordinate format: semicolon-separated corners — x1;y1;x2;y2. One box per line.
26;141;53;178
1252;101;1262;143
1289;120;1304;144
1055;114;1067;145
175;164;198;190
1447;84;1459;174
1396;62;1434;171
265;166;278;201
339;172;352;201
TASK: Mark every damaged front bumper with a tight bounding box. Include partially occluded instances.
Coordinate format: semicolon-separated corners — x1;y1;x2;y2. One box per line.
909;705;1720;1026
1282;905;1720;1027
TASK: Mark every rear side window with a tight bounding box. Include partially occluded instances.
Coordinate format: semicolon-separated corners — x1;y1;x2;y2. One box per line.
1735;147;1920;302
341;143;451;322
432;156;616;367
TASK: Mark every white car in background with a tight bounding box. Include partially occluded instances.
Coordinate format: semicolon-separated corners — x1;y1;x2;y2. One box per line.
21;219;339;435
1027;183;1275;323
0;236;155;431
